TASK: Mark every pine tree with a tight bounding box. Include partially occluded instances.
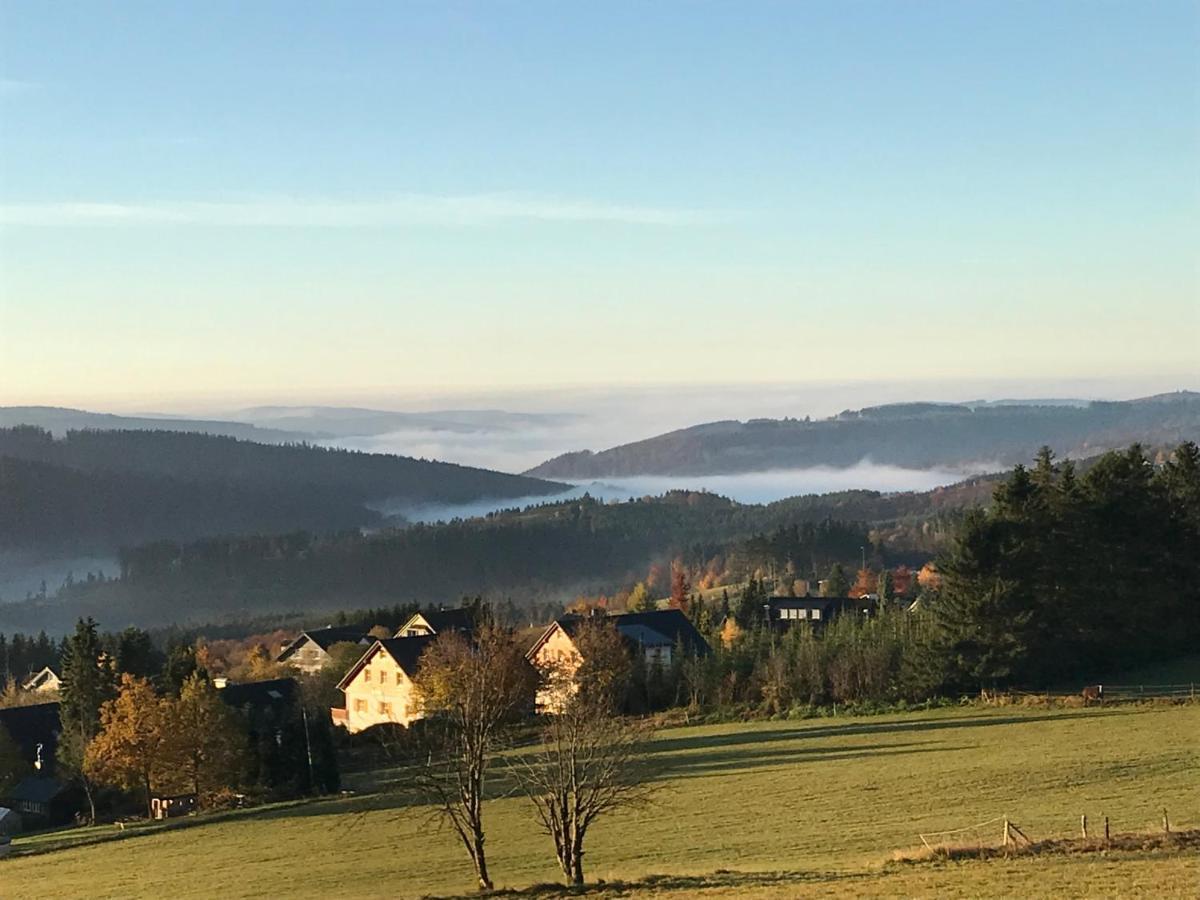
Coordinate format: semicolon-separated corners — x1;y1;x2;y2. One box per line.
58;617;115;822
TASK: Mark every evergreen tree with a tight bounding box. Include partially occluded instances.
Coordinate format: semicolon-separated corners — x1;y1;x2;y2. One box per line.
58;617;115;822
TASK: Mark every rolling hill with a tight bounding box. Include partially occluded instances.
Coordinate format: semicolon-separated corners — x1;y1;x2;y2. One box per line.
526;392;1200;478
0;427;567;557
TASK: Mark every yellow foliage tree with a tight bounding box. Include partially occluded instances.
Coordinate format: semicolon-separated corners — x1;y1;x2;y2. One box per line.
84;674;171;817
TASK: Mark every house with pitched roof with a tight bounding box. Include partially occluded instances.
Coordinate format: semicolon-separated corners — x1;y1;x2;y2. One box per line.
20;667;61;694
394;607;476;639
333;636;435;733
526;609;710;712
276;626;372;674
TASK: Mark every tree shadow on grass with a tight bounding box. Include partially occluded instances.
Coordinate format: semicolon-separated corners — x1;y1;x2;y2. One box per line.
647;709;1126;759
651;739;966;781
425;867;873;899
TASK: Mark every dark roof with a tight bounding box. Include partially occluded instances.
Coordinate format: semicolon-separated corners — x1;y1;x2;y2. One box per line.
279;626;370;660
219;678;298;713
611;609;711;656
378;636;437;677
337;635;437;690
6;776;68;804
0;702;61;767
533;609;711;659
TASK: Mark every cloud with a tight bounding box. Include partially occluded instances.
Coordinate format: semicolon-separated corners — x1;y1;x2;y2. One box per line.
0;193;726;228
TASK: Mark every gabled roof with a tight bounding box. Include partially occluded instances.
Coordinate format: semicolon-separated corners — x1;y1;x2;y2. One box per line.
527;609;711;661
610;609;711;656
20;667;60;692
395;608;476;637
218;677;298;713
277;626;370;661
337;635;437;691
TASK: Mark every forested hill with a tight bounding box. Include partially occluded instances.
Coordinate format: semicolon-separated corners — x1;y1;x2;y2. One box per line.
0;472;996;632
0;427;566;554
526;392;1200;478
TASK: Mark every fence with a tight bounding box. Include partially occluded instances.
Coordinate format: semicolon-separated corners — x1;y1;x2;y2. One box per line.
915;807;1181;854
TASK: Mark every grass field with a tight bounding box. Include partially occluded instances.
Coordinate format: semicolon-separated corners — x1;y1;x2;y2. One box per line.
3;703;1197;898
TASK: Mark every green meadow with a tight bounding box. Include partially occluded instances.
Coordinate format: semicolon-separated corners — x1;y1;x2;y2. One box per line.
4;703;1197;899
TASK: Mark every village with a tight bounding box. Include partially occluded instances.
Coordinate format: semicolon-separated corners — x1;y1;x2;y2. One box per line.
0;567;929;837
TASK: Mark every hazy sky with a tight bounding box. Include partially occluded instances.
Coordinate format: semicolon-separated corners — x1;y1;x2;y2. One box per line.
1;1;1197;409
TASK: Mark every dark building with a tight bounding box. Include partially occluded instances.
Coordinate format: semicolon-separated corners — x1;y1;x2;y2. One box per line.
3;776;83;828
765;595;877;629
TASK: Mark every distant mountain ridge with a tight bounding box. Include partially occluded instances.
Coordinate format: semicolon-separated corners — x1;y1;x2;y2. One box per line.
0;406;322;442
0;404;577;442
526;391;1200;478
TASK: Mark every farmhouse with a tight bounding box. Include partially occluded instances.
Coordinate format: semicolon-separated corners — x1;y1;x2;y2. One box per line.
276;626;371;674
394;607;476;638
20;667;61;693
526;609;710;711
334;636;435;733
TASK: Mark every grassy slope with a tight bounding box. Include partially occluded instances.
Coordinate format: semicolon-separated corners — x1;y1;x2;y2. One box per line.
4;705;1198;899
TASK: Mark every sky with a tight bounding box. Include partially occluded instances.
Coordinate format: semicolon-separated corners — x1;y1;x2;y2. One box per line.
1;1;1197;410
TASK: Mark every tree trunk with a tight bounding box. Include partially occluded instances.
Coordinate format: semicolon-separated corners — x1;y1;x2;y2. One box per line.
82;778;96;825
472;829;492;891
571;824;585;885
145;772;154;819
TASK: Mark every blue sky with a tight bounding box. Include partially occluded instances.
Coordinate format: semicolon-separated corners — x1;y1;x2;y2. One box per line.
1;1;1197;409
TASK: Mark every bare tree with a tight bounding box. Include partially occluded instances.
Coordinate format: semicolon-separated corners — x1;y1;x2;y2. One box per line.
411;622;535;892
515;619;656;885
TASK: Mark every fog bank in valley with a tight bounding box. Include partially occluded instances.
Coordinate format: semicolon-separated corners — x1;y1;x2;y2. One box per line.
386;461;984;524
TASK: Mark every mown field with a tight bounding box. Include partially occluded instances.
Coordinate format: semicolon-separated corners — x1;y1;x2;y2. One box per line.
4;703;1198;898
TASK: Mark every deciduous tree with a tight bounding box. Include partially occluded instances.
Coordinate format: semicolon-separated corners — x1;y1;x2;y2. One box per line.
514;618;654;885
84;674;170;817
411;622;536;891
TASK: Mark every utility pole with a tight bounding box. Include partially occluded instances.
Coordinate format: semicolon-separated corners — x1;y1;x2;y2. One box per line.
301;705;316;794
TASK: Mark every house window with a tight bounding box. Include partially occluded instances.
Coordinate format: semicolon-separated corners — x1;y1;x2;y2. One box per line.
812;609;821;620
354;699;367;712
363;669;371;682
379;701;392;715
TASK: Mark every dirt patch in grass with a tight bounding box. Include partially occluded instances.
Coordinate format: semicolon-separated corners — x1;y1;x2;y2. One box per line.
889;828;1200;864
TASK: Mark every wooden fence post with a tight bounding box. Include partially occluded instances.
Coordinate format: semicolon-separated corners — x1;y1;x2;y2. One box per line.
1163;809;1170;834
1080;814;1087;839
1103;816;1109;842
1002;818;1009;847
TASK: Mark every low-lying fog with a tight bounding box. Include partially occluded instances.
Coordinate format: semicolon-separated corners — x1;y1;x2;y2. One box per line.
383;461;984;524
